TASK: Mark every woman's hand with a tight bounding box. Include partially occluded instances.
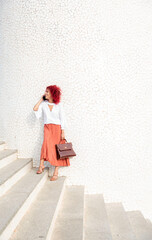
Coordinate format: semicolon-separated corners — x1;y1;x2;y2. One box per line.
61;130;65;140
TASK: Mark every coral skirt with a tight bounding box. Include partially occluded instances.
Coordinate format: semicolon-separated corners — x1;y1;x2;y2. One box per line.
40;123;70;166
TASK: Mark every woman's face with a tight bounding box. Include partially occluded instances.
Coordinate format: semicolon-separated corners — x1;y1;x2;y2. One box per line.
45;89;52;100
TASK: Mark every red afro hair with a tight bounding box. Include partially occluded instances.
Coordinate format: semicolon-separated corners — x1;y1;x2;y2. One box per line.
46;85;62;104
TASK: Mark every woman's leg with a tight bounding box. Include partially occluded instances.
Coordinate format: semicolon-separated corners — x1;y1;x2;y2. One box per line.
36;158;45;174
39;158;45;167
53;166;59;175
50;166;59;180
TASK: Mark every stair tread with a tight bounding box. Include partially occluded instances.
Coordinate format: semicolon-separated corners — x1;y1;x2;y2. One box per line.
0;149;17;160
10;176;66;240
105;202;137;240
51;185;84;240
127;211;152;240
84;194;112;240
0;158;32;185
0;168;48;235
146;219;152;237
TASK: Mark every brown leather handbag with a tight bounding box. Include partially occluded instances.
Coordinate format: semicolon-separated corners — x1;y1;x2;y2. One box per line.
55;138;76;160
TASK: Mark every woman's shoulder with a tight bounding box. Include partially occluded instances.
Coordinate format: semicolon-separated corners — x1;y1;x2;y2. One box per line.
40;101;45;106
39;101;48;109
58;101;63;106
42;100;62;107
42;100;49;105
54;102;62;107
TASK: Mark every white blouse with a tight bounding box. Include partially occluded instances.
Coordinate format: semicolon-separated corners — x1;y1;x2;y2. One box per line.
33;100;67;130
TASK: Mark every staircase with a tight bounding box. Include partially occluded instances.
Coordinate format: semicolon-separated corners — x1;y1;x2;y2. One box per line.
0;140;152;240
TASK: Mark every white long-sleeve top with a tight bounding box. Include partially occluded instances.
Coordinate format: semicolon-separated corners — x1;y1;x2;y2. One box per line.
33;100;67;130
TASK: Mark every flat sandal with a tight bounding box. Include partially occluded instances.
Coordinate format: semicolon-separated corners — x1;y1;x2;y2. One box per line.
36;165;45;174
50;174;58;181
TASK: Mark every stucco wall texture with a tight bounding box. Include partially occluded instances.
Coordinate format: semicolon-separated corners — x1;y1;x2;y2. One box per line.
0;0;152;220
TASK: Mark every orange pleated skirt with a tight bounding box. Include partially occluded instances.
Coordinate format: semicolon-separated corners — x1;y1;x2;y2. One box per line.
40;123;70;166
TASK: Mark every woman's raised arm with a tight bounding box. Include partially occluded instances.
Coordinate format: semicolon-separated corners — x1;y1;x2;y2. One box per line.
33;96;44;119
33;96;43;111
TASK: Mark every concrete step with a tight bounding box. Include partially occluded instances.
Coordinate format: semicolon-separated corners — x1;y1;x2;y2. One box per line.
84;194;112;240
105;202;137;240
127;210;152;240
0;141;6;151
0;168;48;240
51;185;85;240
0;158;32;197
0;149;18;169
10;176;67;240
146;219;152;235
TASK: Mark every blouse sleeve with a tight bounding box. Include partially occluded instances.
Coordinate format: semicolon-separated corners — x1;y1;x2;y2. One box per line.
33;102;43;119
59;102;67;130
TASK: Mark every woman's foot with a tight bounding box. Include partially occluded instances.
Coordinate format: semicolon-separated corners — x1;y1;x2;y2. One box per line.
36;165;45;174
50;172;58;181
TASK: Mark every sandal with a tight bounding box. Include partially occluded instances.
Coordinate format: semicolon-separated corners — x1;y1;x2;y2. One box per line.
36;165;45;174
50;174;58;181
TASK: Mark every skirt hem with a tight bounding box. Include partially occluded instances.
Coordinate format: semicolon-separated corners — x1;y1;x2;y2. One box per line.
41;157;70;166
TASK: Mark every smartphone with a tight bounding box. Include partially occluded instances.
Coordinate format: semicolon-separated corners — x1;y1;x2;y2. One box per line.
43;95;47;101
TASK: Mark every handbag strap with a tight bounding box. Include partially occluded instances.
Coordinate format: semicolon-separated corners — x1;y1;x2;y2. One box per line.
59;138;67;144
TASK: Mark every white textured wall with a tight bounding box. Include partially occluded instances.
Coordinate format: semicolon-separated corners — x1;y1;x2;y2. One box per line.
0;0;152;220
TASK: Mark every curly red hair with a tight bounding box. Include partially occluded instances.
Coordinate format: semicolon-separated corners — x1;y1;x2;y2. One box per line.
46;85;62;104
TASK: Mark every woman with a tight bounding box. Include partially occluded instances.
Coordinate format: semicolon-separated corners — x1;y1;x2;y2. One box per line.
33;85;70;181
